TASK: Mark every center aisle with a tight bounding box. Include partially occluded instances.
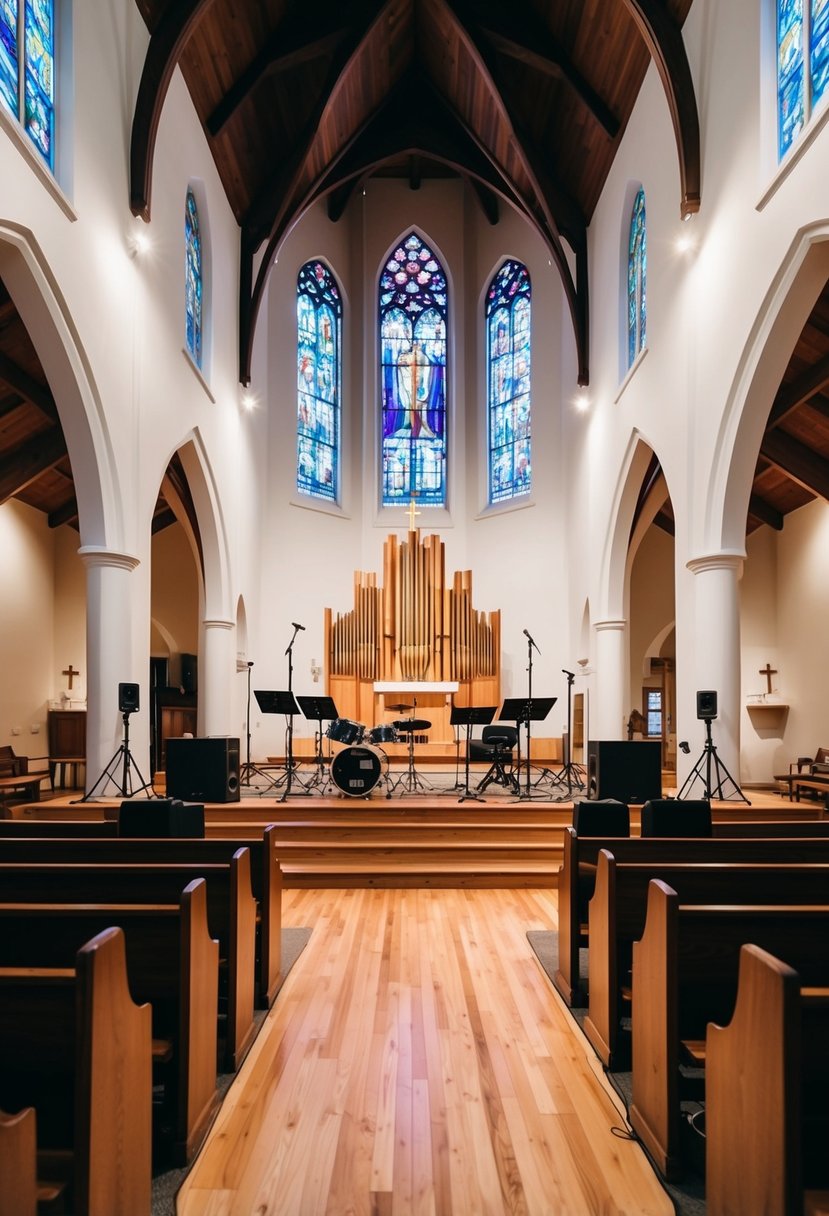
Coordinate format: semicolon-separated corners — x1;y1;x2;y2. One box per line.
176;887;673;1216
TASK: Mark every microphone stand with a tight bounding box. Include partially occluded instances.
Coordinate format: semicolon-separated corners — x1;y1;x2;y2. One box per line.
522;629;539;799
280;624;303;802
239;661;256;785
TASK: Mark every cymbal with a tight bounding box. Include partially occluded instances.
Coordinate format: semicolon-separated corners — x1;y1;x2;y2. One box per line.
386;703;413;713
393;719;432;732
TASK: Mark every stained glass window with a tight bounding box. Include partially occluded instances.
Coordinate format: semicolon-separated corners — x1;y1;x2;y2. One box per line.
380;233;447;507
296;260;341;503
486;260;531;504
185;189;203;369
777;0;829;159
627;187;647;369
0;1;54;169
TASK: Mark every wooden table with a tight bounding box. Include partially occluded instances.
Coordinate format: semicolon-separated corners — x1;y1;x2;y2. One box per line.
0;773;49;803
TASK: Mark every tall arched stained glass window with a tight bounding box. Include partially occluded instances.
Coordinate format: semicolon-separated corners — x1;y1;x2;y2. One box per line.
486;260;531;504
777;1;829;160
296;260;341;503
380;233;447;507
0;0;55;169
627;187;647;369
185;189;203;368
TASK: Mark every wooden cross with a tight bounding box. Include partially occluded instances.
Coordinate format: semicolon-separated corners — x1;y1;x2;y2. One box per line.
759;662;777;694
406;498;421;530
62;664;80;690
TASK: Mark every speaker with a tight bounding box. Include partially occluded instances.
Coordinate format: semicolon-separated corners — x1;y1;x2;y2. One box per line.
696;689;718;719
165;736;240;803
587;740;662;804
180;653;198;694
118;798;205;837
118;682;140;713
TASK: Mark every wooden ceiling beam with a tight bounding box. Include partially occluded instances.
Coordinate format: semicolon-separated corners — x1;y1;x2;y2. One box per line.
151;504;179;535
206;26;343;138
760;429;829;501
748;492;784;531
768;351;829;426
243;0;395;247
130;0;214;221
469;178;499;225
0;428;67;504
621;0;701;220
48;495;79;530
0;351;59;422
475;22;620;140
653;509;675;536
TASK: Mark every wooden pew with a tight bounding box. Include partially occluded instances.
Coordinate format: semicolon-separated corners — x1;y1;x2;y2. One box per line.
0;881;219;1166
0;854;256;1072
556;826;829;1005
706;944;829;1216
0;1107;37;1216
0;926;152;1216
711;818;829;836
628;881;829;1181
0;818;119;836
584;849;829;1066
0;825;282;1008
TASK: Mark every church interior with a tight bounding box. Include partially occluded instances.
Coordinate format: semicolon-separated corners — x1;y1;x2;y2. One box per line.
2;0;829;1213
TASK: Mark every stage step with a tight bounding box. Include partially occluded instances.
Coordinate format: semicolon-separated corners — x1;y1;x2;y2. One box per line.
279;859;558;889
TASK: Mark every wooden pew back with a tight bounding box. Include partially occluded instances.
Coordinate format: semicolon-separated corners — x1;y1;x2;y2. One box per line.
706;944;829;1216
629;881;829;1181
0;926;152;1216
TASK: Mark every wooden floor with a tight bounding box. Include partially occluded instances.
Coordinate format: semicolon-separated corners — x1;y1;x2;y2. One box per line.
176;886;674;1216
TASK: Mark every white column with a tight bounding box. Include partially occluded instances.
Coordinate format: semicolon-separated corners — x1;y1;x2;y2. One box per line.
200;617;236;737
686;552;744;784
593;618;627;740
78;546;143;797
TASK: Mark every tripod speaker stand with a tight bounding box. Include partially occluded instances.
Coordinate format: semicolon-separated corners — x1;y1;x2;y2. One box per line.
676;716;750;803
80;707;155;801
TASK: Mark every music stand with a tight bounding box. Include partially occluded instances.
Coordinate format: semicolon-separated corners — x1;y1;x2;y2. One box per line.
253;689;310;800
500;696;557;800
296;695;339;793
450;706;496;803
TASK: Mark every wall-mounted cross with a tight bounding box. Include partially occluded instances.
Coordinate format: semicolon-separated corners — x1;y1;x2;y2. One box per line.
406;498;421;530
62;664;80;690
759;662;777;694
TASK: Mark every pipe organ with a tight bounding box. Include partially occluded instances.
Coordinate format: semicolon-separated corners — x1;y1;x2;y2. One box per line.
325;530;500;745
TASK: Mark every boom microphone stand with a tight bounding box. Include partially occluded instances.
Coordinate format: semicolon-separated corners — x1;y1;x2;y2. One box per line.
239;661;274;788
279;623;312;802
551;669;587;801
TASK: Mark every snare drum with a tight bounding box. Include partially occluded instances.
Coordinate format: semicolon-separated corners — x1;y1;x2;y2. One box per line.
325;717;365;745
367;723;399;746
330;744;388;796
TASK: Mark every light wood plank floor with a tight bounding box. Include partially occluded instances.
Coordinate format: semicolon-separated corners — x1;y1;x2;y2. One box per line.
177;888;673;1215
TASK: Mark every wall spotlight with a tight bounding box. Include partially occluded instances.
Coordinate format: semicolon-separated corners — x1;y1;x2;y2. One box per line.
128;229;151;259
240;390;257;412
573;391;590;413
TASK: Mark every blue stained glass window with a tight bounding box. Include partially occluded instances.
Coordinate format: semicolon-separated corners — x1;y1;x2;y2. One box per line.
777;0;829;159
185;190;203;368
0;1;53;169
296;260;342;503
486;260;531;504
627;188;647;369
380;233;447;507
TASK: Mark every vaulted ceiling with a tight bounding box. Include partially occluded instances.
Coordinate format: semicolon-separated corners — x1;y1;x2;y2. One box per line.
1;0;828;544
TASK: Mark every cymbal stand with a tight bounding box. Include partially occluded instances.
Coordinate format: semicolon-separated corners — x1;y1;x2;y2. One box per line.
391;699;433;795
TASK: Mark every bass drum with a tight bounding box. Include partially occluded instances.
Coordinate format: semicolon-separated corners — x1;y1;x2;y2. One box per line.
330;743;388;797
325;717;365;745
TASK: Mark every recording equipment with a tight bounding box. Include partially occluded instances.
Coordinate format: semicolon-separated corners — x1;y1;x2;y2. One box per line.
118;682;140;713
165;736;240;803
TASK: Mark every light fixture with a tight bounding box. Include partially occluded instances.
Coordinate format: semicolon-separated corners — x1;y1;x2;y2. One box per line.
573;391;590;413
128;228;151;259
240;389;257;412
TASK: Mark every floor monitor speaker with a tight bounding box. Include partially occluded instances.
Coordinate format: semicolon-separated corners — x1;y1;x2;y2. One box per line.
587;740;662;804
118;798;205;837
165;736;241;803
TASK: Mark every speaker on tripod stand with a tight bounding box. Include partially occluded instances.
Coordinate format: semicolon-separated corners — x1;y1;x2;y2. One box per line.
676;690;750;804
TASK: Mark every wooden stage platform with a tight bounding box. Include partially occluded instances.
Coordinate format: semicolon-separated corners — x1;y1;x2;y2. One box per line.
2;764;815;888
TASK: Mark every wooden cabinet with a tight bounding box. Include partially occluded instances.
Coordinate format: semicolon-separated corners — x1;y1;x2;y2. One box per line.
47;710;87;789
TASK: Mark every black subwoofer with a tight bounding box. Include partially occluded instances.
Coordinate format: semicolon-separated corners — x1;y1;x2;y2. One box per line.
165;736;241;803
587;740;662;804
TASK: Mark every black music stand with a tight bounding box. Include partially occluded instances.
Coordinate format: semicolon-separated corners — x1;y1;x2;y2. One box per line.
296;695;339;793
450;705;496;803
254;689;310;800
500;696;557;800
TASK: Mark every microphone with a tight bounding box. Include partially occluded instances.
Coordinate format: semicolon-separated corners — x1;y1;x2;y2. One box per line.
562;668;575;678
292;622;306;631
523;628;540;653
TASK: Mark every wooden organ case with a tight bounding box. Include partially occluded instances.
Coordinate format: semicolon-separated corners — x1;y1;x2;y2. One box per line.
325;530;500;749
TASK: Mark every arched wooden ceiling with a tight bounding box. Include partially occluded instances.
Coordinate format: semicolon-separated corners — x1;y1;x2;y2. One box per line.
129;0;700;386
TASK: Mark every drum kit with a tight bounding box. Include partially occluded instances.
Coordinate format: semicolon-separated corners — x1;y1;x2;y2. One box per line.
323;704;432;797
